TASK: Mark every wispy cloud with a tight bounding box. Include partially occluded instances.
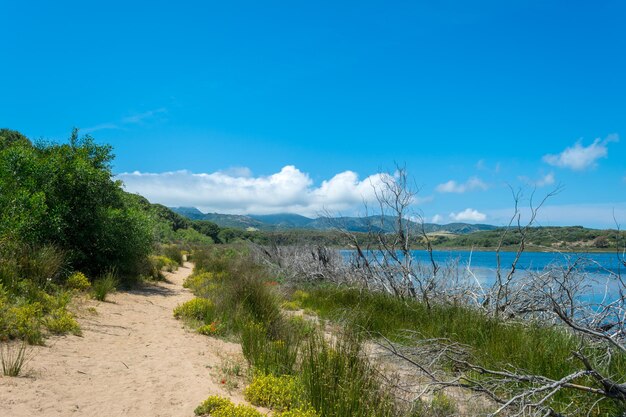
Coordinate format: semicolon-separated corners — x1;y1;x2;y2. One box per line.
518;172;555;188
81;107;168;134
476;159;501;173
449;208;487;222
121;108;167;124
431;214;443;223
81;123;120;134
436;177;488;193
117;166;430;217
543;134;618;171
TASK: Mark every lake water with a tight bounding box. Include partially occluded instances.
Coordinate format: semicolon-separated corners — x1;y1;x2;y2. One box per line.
342;249;624;299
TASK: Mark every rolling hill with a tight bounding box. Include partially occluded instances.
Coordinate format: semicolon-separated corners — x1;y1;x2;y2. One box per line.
170;207;497;234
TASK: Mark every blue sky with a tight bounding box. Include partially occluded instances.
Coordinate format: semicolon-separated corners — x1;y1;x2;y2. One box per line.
2;1;625;227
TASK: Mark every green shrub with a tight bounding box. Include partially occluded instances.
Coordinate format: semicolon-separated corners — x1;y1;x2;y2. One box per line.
194;396;262;417
152;255;178;273
281;301;300;311
173;298;215;323
3;303;44;344
241;321;300;376
183;271;225;292
16;245;65;287
0;130;155;281
292;290;310;303
275;408;319;417
197;320;224;336
66;272;91;291
195;396;232;415
287;316;316;337
244;373;301;411
91;273;117;302
161;245;184;266
44;308;80;335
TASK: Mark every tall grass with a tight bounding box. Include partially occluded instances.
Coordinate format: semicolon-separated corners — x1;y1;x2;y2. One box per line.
183;245;282;335
293;287;581;378
240;320;300;376
1;341;31;376
292;286;626;415
186;246;402;417
300;330;397;417
91;272;118;301
0;243;81;343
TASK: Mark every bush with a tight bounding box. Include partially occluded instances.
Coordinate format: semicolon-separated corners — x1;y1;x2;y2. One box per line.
91;273;117;302
0;129;155;282
152;255;178;273
2;303;43;344
275;408;319;417
161;245;184;266
197;320;224;336
44;308;80;335
183;271;225;292
194;396;262;417
66;272;90;291
173;298;215;323
244;373;301;411
281;301;300;311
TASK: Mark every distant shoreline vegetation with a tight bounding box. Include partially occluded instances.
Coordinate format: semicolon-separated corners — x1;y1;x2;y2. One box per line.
168;207;626;252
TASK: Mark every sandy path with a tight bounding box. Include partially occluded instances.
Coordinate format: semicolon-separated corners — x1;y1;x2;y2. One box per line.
0;263;243;417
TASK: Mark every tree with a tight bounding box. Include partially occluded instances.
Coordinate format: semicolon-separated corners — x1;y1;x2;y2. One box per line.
0;129;155;279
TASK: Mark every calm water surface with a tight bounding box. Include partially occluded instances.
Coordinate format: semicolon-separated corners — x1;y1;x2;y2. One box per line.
342;249;624;299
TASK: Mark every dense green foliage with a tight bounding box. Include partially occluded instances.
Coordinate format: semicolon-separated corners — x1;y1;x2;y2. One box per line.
0;128;153;277
0;128;222;344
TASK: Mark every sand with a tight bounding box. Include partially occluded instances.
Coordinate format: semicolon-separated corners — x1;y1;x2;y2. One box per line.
0;263;244;417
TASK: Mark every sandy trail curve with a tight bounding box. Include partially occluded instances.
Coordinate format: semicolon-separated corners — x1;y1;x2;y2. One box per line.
0;262;242;417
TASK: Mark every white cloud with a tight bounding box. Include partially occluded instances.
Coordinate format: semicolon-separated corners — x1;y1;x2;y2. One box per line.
543;134;618;171
536;172;555;187
449;208;487;222
431;214;443;223
117;166;415;217
436;177;488;193
518;172;555;188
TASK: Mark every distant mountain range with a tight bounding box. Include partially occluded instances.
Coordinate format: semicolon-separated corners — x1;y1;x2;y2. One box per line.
170;207;498;235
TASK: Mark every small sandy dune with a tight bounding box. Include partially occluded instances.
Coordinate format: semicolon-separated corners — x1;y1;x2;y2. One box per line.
0;263;242;417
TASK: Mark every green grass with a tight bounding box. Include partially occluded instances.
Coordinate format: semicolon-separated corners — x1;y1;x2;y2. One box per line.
299;330;397;417
186;246;402;417
91;273;117;301
1;341;31;376
292;286;626;415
